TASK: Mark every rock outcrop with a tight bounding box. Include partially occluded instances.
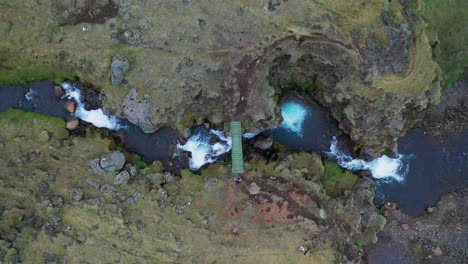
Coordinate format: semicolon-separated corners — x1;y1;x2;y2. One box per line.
0;0;453;153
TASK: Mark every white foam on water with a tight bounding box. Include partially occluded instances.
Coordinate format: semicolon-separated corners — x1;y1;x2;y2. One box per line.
25;89;35;101
278;101;309;136
177;129;232;170
243;132;260;139
326;136;409;182
61;82;122;130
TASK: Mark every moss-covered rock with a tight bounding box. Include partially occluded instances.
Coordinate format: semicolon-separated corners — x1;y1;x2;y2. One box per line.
321;161;358;197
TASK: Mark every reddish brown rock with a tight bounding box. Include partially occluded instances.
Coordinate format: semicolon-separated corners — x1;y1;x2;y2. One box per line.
66;117;79;130
65;100;77;113
54;85;64;97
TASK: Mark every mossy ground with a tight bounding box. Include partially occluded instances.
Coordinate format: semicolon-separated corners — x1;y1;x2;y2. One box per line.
421;0;466;86
321;161;358;198
0;110;381;263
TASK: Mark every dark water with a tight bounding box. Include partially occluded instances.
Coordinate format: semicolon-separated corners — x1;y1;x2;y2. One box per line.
267;97;467;216
374;129;468;215
265;97;338;153
0;80;70;118
0;81;180;165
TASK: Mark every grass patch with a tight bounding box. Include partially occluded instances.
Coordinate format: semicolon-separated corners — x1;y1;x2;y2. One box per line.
131;154;148;169
0;54;76;84
0;108;68;144
421;0;466;86
321;161;358;197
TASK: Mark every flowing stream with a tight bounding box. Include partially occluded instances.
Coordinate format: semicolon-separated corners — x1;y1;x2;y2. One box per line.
0;80;466;216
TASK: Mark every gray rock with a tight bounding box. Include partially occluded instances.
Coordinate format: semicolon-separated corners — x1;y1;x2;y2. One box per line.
147;173;164;186
111;54;130;86
69;187;83;202
38;181;50;193
132;191;142;201
181;128;191;139
127;196;136;205
100;151;125;173
43;253;57;263
48;195;64;207
164;172;176;183
433;246;443;256
84;178;101;190
115;191;127;202
128;166;138;177
87;158;106;175
87;198;101;206
52;214;62;224
121;88;155;133
136;174;147;185
100;184;116;193
359;146;380;161
253;136;273;150
114;171;130;185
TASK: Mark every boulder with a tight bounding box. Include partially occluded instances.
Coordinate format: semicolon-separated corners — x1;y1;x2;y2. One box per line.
114;171;130;185
53;85;64;97
69;187;83;202
66;117;79;130
87;158;106;175
433;246;442;256
254;136;273;150
247;182;260;195
64;99;77;113
99;151;125;173
111;54;130;86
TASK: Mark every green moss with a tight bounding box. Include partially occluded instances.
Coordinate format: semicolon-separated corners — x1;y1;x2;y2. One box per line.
131;154;148;169
0;109;69;144
180;169;195;178
0;54;76;84
409;242;424;255
321;161;358;197
141;161;165;175
281;80;316;93
376;207;384;216
355;237;366;248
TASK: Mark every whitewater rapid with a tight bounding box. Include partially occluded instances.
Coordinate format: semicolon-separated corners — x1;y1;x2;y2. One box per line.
326;137;410;182
61;82;123;130
176;128;232;170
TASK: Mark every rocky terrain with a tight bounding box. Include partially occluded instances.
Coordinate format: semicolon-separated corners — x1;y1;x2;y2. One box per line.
1;0;464;154
368;187;467;264
0;109;386;263
0;0;466;263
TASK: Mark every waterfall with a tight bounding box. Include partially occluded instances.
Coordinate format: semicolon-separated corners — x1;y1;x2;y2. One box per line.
326;137;410;182
277;101;309;136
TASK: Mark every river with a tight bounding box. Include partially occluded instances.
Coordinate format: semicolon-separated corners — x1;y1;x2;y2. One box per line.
0;80;466;216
